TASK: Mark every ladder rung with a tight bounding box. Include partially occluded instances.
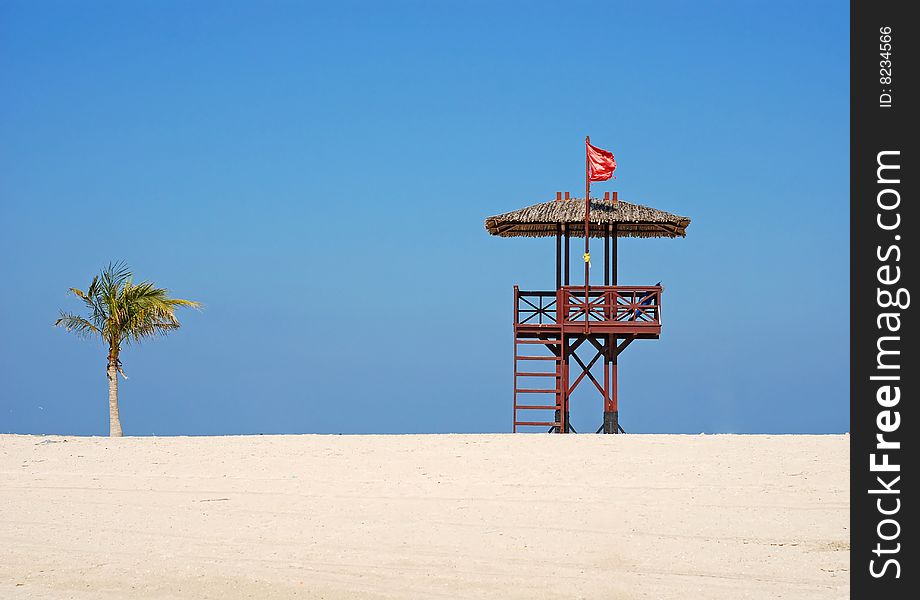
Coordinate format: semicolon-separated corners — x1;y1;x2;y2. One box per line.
515;405;559;410
514;421;560;427
515;388;557;393
515;355;560;361
515;372;557;377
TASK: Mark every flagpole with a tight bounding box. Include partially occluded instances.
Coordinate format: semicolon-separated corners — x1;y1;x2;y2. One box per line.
585;136;591;331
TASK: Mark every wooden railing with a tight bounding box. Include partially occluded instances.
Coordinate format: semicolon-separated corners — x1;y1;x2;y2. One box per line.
513;288;558;325
514;285;662;328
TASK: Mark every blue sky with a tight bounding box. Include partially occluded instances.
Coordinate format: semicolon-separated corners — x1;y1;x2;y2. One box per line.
1;1;849;435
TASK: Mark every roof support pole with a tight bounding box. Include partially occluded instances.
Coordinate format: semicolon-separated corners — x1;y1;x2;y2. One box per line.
604;224;610;286
612;223;618;286
555;224;562;290
612;192;619;286
564;224;570;286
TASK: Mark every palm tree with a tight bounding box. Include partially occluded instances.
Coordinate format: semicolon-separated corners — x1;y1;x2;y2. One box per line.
55;263;200;436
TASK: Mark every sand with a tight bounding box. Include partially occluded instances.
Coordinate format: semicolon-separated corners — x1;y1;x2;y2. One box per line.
0;434;848;599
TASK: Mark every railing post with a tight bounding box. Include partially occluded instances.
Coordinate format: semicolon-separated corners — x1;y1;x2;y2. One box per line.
611;287;618;322
557;287;565;326
513;285;519;325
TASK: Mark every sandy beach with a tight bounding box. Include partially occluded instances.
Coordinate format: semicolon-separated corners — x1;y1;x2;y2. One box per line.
0;434;848;599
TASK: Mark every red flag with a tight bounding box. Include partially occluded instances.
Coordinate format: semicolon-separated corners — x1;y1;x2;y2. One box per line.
586;141;617;181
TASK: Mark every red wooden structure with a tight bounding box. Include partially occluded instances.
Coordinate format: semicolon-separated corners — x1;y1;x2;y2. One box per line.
485;189;690;433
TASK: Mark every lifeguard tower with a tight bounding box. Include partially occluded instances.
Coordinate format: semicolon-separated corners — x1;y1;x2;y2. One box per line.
484;145;690;433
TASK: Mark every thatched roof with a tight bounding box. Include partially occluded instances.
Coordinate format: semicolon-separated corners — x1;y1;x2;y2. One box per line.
484;197;691;239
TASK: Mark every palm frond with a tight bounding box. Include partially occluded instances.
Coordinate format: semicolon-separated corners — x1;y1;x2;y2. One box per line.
165;298;202;309
85;275;99;299
100;262;131;292
54;312;100;337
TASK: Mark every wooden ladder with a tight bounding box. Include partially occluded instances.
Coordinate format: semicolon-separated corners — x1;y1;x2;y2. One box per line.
513;334;564;432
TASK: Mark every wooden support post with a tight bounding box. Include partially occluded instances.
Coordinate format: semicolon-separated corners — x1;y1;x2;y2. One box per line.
612;354;618;416
603;334;610;426
605;345;619;434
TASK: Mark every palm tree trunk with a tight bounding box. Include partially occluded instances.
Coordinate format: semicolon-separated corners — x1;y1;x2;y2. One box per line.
107;352;123;437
